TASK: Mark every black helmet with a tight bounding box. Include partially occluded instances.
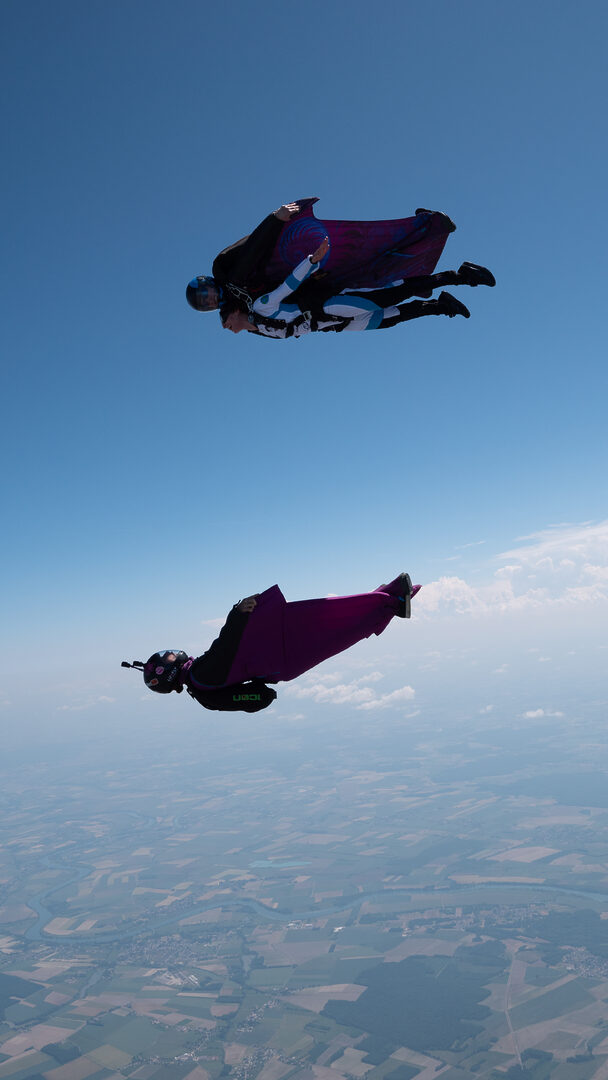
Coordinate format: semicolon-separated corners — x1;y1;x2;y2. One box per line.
122;651;189;694
186;276;221;312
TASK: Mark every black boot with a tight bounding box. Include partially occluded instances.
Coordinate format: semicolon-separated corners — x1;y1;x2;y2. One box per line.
435;291;470;318
382;293;468;328
456;261;496;287
415;207;457;233
395;573;413;619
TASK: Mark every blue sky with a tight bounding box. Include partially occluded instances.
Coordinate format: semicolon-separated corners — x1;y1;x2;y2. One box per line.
1;1;607;730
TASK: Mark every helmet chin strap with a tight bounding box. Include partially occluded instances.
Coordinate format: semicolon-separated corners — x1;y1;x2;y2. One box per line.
121;660;145;670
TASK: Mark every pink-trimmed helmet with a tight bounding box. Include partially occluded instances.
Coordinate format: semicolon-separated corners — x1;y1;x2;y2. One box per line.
122;651;188;694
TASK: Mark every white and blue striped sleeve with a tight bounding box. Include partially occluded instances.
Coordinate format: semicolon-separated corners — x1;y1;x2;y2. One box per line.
253;257;319;319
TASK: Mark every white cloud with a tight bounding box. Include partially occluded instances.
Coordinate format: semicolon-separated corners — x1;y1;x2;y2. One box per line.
56;695;116;712
500;520;605;560
306;671;343;686
357;685;416;711
522;709;564;719
353;671;384;685
479;705;494;714
415;521;608;620
417;575;505;616
583;563;608;582
287;673;414;712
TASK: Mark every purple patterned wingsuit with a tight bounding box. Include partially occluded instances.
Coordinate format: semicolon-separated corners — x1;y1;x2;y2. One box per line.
255;199;453;295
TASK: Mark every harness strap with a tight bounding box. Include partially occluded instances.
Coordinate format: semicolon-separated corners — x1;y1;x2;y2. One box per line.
226;282;254;311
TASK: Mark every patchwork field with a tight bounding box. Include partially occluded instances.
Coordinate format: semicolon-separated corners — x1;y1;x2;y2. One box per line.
3;711;608;1077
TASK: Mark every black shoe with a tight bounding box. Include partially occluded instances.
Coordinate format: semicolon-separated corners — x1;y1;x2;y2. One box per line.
457;261;496;287
437;291;470;318
396;573;413;619
415;208;457;233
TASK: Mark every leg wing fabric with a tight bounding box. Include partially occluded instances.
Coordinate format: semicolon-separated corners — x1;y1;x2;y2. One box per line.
224;583;401;686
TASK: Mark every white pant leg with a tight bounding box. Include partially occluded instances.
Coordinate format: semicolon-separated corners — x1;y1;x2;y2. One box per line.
323;297;399;331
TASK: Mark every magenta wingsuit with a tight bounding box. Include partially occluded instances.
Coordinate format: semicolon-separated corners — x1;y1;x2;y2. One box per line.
227;577;420;684
182;576;421;713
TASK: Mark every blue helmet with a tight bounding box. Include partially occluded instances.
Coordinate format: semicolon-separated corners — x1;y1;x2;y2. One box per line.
122;651;189;694
186;276;222;312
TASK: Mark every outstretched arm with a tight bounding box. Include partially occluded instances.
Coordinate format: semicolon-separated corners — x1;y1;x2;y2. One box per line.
252;237;329;318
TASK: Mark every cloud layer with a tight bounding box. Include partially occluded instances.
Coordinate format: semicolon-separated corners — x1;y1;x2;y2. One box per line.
287;671;415;711
418;520;608;618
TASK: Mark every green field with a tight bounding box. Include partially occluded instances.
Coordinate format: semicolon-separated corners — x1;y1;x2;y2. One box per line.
509;979;593;1028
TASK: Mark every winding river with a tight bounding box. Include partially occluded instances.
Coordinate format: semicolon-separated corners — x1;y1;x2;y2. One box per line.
22;859;608;946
